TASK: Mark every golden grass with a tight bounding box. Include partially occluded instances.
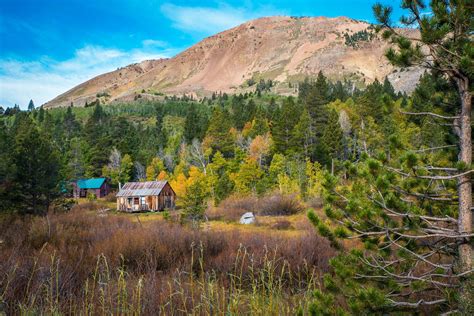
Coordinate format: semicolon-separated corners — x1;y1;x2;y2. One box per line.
0;209;335;315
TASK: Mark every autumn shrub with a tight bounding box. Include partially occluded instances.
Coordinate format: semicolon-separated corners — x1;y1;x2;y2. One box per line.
210;194;303;221
103;191;117;202
0;210;335;314
257;194;304;216
207;194;258;221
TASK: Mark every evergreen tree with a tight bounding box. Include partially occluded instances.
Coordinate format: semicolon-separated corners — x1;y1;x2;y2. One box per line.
203;108;234;158
27;99;35;111
83;104;110;176
10;116;60;215
304;71;331;161
309;1;474;313
320;109;344;163
63;106;80;140
181;176;209;227
231;95;246;129
382;77;396;99
184;104;200;143
271;97;301;154
291;109;312;157
0;120;13;212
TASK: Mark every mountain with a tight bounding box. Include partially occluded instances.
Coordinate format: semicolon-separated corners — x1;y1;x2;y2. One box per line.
43;16;421;108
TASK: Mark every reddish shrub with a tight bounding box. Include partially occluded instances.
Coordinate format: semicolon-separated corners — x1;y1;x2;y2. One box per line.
0;210;336;314
257;194;304;216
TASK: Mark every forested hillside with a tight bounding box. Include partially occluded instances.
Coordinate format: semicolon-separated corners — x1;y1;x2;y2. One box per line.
1;74;411;212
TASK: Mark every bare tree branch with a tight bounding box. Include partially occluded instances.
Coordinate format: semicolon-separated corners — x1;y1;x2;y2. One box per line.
400;110;460;120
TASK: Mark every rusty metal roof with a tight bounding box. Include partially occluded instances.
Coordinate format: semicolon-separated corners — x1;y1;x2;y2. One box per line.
116;181;168;197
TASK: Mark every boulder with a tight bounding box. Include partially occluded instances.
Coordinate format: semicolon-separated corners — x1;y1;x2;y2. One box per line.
240;212;256;224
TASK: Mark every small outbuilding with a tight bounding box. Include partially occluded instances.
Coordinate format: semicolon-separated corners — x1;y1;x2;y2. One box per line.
116;181;176;212
72;178;110;199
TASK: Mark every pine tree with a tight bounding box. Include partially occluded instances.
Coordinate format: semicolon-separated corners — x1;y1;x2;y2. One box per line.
10;116;60;215
304;71;331;161
231;95;246;129
248;108;270;138
271;97;301;154
0;120;14;212
291;109;312;157
181;176;208;227
203;108;234;158
382;77;396;99
320;109;344;163
63;106;80;140
84;104;110;177
309;1;474;313
184;104;200;143
27;99;35;111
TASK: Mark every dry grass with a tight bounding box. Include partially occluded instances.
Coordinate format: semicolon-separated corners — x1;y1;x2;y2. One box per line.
0;209;335;315
207;193;305;223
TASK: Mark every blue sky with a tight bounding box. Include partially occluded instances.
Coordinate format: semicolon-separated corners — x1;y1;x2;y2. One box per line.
0;0;405;108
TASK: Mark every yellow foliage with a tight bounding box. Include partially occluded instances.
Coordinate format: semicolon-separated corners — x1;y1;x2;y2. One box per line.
305;159;323;198
146;157;165;180
230;158;263;194
157;170;168;180
169;166;206;207
249;133;271;165
241;122;252;138
170;173;188;199
276;174;300;197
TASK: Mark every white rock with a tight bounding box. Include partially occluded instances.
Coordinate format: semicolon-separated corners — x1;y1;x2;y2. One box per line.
240;212;255;224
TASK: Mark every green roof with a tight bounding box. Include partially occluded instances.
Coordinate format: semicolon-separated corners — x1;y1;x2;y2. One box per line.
76;178;106;189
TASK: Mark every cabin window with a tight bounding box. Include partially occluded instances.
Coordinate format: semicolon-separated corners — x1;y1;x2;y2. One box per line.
127;198;132;206
140;196;146;205
134;197;139;205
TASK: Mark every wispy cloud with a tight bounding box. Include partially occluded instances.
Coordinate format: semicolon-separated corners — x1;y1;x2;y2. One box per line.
0;44;176;108
160;2;285;35
142;39;168;48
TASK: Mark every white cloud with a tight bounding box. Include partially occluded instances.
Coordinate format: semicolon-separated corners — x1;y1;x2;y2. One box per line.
142;39;168;48
160;3;284;35
0;44;176;108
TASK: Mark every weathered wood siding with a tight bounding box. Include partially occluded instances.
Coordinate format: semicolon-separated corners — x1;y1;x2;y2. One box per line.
116;184;175;212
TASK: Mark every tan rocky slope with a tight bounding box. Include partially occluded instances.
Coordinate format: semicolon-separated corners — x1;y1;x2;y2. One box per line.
43;16;421;108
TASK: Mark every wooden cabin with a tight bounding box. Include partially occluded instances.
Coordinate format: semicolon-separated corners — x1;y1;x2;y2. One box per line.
72;178;110;199
116;181;176;212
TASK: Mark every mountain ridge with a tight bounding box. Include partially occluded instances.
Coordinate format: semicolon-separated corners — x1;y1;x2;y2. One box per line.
43;16;421;108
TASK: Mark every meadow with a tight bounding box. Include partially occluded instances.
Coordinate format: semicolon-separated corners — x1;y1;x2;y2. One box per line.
0;195;336;315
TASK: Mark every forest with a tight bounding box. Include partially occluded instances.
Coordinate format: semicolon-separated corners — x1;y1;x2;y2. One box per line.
0;74;406;213
0;0;472;314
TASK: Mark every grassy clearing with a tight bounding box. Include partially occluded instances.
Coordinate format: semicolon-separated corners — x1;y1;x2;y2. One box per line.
0;200;334;315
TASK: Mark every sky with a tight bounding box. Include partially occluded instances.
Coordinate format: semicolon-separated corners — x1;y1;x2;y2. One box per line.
0;0;407;108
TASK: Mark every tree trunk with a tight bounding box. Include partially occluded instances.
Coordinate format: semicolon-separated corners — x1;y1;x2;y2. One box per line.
457;78;472;268
456;77;473;312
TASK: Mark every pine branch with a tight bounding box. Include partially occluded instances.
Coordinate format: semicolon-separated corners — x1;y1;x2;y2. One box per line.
370;196;457;223
388;167;474;180
413;145;457;153
393;186;457;202
400;110;460;120
388;298;447;308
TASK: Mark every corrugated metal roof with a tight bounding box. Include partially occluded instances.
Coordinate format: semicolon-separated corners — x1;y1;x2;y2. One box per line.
116;181;168;197
76;178;106;189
